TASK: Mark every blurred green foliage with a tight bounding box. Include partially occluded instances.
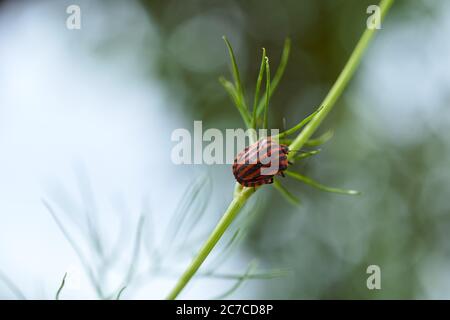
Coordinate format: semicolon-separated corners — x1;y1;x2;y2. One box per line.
139;0;449;299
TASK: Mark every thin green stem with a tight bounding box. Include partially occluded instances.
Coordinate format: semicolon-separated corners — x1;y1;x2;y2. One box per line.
288;0;394;158
285;171;361;195
263;57;271;130
55;272;67;300
223;36;251;126
275;105;323;139
223;36;245;103
273;179;301;206
256;38;291;117
303;130;334;147
219;77;252;128
166;187;254;299
116;286;127;300
166;0;393;299
252;48;266;129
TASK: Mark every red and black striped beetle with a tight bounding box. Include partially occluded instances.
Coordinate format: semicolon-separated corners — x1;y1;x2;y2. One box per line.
232;137;290;187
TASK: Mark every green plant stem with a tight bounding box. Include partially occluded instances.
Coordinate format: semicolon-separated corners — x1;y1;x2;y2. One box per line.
288;0;394;158
55;272;67;300
263;57;271;130
166;187;254;299
252;48;266;129
166;0;393;299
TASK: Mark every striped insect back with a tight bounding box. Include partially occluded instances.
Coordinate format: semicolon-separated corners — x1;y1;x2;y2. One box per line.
233;137;289;187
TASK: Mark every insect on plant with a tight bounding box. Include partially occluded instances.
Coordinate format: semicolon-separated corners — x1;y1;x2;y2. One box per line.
165;0;394;300
233;137;290;188
0;0;395;301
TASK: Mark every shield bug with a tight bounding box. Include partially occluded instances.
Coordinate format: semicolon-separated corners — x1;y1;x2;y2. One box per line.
233;137;290;187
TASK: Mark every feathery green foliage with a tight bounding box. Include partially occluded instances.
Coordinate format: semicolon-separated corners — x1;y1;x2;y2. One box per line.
253;48;266;130
294;149;321;160
304;130;334;147
256;38;291;117
286;171;361;195
167;0;394;300
212;261;258;300
262;57;271;130
273;179;301;206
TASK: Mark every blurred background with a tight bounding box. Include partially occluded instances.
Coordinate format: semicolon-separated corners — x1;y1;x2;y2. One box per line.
1;0;449;299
